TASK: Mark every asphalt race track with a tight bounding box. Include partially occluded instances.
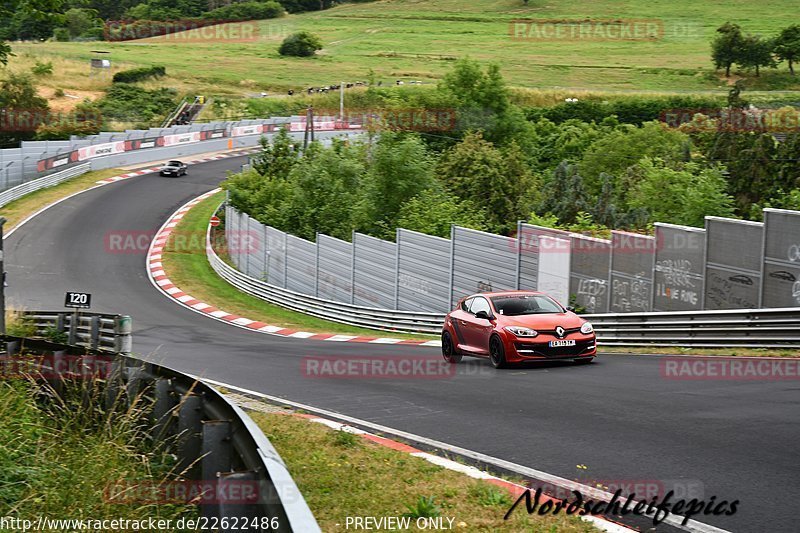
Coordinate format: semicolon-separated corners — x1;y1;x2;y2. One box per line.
7;156;799;532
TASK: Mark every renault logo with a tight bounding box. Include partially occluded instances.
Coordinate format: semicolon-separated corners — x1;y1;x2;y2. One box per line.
555;326;565;338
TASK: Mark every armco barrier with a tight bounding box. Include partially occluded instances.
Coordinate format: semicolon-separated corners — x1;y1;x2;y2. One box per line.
0;163;91;208
22;310;132;353
584;308;800;349
4;318;320;532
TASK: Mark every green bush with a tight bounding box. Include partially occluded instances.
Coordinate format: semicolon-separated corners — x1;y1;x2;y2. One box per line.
112;65;166;84
278;31;323;57
95;84;177;123
31;61;53;76
53;27;70;42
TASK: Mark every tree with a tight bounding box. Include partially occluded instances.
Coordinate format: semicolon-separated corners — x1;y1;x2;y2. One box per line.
627;158;734;227
278;31;323;57
580;121;689;196
437;132;536;234
252;127;299;180
0;73;49;148
775;24;800;75
360;132;437;237
711;22;744;77
63;8;102;38
396;190;488;238
738;34;776;77
538;161;590;225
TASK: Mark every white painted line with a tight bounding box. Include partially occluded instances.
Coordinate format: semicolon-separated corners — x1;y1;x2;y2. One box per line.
288;331;316;339
410;452;492;480
193;377;731;533
421;340;443;347
369;338;402;344
308;418;366;434
324;335;358;342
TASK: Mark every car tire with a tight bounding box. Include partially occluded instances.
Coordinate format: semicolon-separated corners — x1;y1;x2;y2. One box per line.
441;331;462;364
574;357;594;365
489;335;507;369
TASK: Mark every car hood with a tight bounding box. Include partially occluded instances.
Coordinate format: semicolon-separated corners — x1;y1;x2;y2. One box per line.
498;313;584;329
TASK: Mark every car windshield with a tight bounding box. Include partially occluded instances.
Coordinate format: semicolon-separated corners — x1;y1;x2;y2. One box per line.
490;295;564;316
166;161;182;166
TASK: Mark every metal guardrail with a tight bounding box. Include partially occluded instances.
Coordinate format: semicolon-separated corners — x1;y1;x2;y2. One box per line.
584;308;800;349
22;310;133;353
4;319;320;532
209;221;800;348
0;163;91;208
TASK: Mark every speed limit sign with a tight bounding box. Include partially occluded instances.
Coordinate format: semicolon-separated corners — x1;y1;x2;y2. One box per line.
65;291;91;309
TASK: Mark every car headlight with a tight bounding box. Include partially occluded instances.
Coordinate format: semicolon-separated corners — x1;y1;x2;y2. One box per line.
504;326;538;337
580;322;594;334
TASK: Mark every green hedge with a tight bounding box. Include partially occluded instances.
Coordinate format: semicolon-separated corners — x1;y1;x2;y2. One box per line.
111;65;166;83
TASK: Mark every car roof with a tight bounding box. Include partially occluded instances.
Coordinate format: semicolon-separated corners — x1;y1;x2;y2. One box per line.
466;290;545;299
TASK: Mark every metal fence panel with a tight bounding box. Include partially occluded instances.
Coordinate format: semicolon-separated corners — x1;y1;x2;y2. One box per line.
609;231;655;313
316;234;352;303
265;226;287;288
451;226;517;306
761;209;800;308
353;232;397;309
653;223;705;311
244;215;266;281
704;217;763;310
569;234;612;313
285;234;317;296
516;223;572;290
396;229;451;313
537;236;571;305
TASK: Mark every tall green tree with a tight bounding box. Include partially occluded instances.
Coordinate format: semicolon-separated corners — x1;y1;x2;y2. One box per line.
252;127;299;180
360;132;437;237
712;22;745;77
738;34;776;76
437;132;536;233
538;161;590;225
774;24;800;75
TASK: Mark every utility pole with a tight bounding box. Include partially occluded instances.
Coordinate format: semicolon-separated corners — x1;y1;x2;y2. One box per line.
0;216;6;335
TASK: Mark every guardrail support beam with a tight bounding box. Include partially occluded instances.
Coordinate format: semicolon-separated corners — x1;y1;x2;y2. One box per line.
177;393;204;480
201;420;233;519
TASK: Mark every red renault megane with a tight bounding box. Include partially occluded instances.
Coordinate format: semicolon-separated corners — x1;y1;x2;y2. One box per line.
441;291;597;368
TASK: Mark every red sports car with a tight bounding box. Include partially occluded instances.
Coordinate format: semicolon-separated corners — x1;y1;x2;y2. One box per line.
441;291;597;368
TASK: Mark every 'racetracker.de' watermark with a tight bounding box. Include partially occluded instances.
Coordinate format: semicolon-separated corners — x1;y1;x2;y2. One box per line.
660;357;800;380
509;19;664;41
302;356;457;380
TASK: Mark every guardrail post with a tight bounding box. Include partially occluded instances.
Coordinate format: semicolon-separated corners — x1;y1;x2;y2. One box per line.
114;315;132;354
217;471;259;531
201;420;233;519
90;316;100;349
56;313;65;334
126;364;151;407
152;378;176;443
48;350;65;399
67;311;78;345
5;339;19;355
177;393;204;479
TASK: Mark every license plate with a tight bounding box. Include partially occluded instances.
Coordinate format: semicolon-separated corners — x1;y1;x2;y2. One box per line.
549;340;576;347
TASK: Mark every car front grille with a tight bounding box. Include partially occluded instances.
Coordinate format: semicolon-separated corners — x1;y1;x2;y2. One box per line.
515;339;595;358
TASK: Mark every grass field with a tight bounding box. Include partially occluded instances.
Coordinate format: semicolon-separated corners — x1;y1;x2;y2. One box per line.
6;0;800;100
252;409;598;532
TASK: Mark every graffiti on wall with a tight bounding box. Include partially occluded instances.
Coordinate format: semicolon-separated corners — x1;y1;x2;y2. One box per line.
611;275;650;312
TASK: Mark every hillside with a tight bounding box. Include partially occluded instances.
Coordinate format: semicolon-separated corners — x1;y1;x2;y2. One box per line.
7;0;800;96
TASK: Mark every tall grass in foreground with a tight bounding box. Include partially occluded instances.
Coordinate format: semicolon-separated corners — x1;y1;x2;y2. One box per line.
0;374;195;522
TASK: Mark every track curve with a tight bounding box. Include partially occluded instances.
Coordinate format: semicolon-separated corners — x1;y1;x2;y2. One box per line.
6;156;798;532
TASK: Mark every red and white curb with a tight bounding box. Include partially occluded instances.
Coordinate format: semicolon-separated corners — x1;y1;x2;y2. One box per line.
95;148;261;184
147;189;441;347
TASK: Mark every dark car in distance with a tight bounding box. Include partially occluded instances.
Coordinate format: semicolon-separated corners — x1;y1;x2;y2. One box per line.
441;291;597;368
160;160;188;177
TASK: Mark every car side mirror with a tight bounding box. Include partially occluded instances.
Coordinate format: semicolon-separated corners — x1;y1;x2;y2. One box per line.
566;306;576;312
475;310;493;320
